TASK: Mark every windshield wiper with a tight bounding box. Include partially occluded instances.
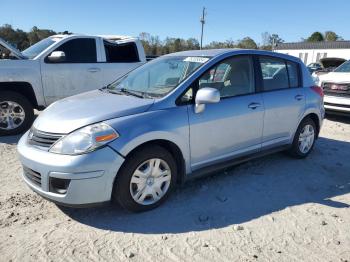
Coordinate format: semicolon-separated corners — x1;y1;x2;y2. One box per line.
119;88;145;98
106;87;146;98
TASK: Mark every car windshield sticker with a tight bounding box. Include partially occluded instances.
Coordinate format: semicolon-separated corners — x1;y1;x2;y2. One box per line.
184;57;209;63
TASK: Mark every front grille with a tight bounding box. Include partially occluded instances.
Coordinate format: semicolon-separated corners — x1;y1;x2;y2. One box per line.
324;102;350;109
323;82;350;98
23;166;41;187
28;128;64;149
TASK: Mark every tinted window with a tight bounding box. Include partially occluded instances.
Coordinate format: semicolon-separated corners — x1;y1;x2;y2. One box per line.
198;56;254;98
260;57;289;91
52;38;97;63
287;61;300;87
104;41;139;62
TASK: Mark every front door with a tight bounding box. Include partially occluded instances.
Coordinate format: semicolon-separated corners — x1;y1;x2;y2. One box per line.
187;55;264;171
41;38;101;105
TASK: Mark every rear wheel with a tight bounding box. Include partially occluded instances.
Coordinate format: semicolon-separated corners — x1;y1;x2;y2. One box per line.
113;146;177;212
0;91;34;136
289;118;316;158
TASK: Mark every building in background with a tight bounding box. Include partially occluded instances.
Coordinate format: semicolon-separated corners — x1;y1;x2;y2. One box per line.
274;41;350;65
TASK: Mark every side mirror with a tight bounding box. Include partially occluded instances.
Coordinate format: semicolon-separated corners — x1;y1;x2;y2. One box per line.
47;51;66;62
194;87;220;113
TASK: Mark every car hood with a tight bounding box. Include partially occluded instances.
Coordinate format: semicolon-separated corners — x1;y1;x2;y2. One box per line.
33;90;155;134
0;37;26;59
320;57;346;69
318;72;350;83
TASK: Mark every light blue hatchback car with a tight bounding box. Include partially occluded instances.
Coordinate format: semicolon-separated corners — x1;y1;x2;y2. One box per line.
18;49;325;212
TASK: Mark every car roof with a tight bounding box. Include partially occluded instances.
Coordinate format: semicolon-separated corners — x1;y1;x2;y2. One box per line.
165;49;238;57
165;48;302;63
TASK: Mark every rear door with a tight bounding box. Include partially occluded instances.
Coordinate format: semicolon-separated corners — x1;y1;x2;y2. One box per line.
186;55;264;171
258;56;305;148
97;40;144;85
41;37;101;104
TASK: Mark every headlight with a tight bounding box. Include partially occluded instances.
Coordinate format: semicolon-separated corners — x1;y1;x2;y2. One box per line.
50;123;119;155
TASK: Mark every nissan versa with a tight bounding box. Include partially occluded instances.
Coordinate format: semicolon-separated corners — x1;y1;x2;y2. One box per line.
18;49;325;212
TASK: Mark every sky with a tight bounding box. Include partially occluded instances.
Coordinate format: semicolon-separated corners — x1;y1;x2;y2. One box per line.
1;0;350;45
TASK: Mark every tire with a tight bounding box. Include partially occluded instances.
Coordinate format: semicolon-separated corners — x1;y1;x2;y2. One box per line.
0;91;34;136
288;118;317;159
113;145;177;212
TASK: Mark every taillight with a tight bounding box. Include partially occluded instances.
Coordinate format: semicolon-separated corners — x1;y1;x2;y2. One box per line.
311;85;324;97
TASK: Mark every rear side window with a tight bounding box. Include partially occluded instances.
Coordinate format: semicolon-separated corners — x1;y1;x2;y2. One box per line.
259;56;300;91
286;61;300;88
104;41;139;62
53;38;97;63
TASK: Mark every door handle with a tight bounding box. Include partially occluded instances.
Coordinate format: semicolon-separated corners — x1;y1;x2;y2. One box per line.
248;102;261;109
295;94;304;101
87;68;101;73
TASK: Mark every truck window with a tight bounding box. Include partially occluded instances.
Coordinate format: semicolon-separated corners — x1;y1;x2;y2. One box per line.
52;38;97;63
104;41;140;63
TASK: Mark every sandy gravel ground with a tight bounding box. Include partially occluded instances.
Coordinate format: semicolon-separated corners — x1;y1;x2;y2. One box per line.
0;114;349;262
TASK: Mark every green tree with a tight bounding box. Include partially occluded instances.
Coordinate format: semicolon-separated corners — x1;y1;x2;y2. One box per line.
0;24;29;49
0;24;57;51
306;32;324;42
27;26;56;45
186;38;200;50
324;31;342;41
237;37;258;49
205;39;236;49
261;32;284;50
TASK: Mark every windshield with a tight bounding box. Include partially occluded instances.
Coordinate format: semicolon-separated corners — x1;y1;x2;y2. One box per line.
22;37;57;59
334;60;350;73
107;56;209;97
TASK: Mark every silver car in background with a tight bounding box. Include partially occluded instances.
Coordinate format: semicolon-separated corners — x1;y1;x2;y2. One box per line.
17;49;325;212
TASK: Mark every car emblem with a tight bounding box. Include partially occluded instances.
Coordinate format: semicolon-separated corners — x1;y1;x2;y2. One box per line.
330;84;348;91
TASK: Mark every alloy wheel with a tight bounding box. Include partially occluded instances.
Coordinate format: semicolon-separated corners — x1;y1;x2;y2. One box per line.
0;101;26;130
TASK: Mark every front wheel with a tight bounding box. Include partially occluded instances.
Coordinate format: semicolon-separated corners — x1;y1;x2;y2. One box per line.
288;118;316;158
113;146;177;212
0;91;34;136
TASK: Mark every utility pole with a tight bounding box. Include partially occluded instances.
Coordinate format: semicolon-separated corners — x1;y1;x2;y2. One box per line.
200;7;206;50
272;37;275;52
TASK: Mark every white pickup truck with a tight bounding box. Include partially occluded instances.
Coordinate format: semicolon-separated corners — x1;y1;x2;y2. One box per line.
0;34;147;135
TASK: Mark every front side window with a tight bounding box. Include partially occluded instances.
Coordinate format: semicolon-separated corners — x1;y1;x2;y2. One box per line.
197;56;255;98
107;56;208;97
260;57;289;91
104;41;139;62
50;38;97;63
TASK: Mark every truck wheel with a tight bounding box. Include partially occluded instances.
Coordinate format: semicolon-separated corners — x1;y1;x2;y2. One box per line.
0;91;34;136
113;146;177;212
